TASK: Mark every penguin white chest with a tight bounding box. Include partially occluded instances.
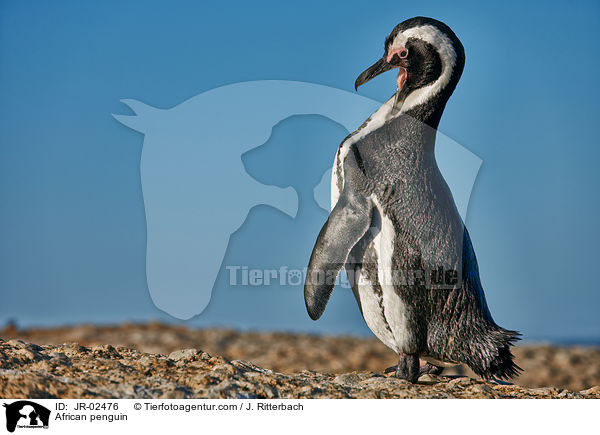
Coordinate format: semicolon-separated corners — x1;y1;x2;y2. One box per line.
338;192;412;355
358;198;412;354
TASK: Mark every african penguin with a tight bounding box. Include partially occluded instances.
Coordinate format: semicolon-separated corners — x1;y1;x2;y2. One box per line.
304;17;521;382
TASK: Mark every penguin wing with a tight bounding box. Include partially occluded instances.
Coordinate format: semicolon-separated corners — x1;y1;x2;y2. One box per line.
304;149;371;320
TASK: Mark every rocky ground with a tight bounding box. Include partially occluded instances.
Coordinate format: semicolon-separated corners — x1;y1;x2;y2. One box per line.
0;323;599;399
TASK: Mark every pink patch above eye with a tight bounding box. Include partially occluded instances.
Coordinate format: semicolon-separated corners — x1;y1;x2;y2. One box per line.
387;48;408;63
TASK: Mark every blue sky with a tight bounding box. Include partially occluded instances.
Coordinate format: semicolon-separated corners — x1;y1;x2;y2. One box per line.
0;0;599;342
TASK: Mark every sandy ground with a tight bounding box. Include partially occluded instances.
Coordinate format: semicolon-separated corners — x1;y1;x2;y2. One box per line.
1;322;599;393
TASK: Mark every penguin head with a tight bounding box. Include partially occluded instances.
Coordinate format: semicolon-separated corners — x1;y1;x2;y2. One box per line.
355;17;465;112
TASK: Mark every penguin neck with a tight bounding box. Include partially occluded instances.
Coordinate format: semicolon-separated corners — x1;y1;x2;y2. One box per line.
348;89;448;157
382;91;451;161
400;93;448;130
389;96;446;162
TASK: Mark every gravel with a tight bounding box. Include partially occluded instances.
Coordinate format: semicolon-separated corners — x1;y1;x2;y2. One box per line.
0;323;598;398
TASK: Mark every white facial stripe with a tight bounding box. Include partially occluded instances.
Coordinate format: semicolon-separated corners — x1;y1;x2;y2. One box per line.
390;25;457;113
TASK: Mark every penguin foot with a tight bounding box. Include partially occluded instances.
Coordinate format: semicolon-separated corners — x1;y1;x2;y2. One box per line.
419;362;444;376
384;360;444;381
392;354;420;383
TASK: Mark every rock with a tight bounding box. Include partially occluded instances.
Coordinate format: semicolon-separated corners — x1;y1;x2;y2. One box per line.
90;345;121;359
581;386;600;396
447;377;473;388
60;343;89;356
418;374;441;385
333;373;361;387
15;348;43;361
168;349;199;361
8;340;43;352
1;323;599;396
48;352;70;366
468;384;494;395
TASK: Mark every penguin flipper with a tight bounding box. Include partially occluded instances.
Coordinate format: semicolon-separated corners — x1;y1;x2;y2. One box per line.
304;186;371;320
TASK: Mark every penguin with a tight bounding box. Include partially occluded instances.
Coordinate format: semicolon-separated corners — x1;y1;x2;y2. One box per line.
304;17;521;383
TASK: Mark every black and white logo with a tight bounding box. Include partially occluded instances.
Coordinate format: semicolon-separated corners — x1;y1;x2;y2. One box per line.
2;401;50;433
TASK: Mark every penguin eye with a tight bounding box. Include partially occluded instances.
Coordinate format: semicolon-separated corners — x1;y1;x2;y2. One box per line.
400;49;408;58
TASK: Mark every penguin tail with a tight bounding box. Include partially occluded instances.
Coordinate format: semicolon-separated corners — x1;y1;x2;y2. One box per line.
474;327;522;380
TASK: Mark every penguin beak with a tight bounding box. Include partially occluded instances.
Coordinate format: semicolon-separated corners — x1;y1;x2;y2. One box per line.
355;51;409;91
355;57;396;90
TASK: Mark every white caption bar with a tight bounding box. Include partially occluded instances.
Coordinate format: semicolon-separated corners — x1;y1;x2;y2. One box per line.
0;399;595;434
